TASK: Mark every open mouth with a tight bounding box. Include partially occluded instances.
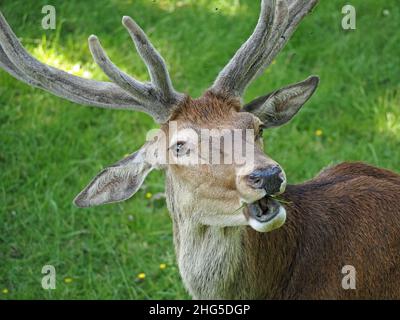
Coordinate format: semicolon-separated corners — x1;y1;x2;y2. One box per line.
246;197;281;222
244;197;287;233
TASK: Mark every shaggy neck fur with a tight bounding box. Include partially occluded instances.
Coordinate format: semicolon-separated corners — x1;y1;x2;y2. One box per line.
165;171;297;300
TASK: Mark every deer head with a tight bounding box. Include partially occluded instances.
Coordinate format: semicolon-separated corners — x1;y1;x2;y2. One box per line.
0;0;319;233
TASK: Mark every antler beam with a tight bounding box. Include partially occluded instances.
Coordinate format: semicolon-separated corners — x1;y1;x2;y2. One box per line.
0;11;183;123
211;0;319;98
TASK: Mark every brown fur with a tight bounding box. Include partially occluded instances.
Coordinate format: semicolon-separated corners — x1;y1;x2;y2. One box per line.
243;162;400;299
169;91;241;125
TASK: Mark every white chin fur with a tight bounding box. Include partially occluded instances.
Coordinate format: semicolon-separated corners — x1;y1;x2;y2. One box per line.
248;205;287;233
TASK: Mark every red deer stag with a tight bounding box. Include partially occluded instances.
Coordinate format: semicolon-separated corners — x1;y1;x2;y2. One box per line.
1;0;400;299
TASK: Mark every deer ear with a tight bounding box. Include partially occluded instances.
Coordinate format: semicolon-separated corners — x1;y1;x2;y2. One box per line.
243;76;319;128
73;145;153;208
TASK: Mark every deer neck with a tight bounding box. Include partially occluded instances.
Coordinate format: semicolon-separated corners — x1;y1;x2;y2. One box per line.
165;174;298;299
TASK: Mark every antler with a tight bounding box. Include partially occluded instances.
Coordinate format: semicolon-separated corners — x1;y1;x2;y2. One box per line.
0;11;183;123
211;0;319;98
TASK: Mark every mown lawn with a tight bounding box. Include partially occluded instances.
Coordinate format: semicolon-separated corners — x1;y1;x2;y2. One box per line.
0;0;399;299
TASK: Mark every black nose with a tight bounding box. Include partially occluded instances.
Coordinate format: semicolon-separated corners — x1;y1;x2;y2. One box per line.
247;166;284;195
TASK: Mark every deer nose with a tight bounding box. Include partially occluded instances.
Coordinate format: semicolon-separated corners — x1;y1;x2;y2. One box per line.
247;166;284;195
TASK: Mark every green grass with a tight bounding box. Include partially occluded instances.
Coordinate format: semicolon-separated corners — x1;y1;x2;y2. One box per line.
0;0;399;299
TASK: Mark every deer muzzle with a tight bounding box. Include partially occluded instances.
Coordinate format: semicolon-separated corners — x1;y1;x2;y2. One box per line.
245;197;287;233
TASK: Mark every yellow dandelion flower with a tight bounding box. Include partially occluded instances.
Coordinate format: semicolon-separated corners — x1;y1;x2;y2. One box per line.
315;129;323;137
64;277;73;284
159;263;167;270
137;272;146;280
145;192;152;199
2;288;9;294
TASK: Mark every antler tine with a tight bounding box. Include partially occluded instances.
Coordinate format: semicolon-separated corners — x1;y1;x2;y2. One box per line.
88;35;153;103
0;11;179;123
211;0;318;98
88;16;184;116
122;16;181;103
266;0;319;67
238;0;289;93
211;0;287;97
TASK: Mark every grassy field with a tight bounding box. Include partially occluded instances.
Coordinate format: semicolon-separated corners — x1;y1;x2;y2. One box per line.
0;0;399;299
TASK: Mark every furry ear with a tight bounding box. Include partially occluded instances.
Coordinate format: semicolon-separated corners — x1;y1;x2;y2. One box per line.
74;146;152;208
243;76;319;128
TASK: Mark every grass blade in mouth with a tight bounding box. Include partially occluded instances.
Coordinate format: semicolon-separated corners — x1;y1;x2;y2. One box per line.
231;196;292;216
230;203;246;215
269;195;292;205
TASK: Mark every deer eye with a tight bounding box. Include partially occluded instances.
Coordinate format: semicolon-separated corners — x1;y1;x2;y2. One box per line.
171;141;189;157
